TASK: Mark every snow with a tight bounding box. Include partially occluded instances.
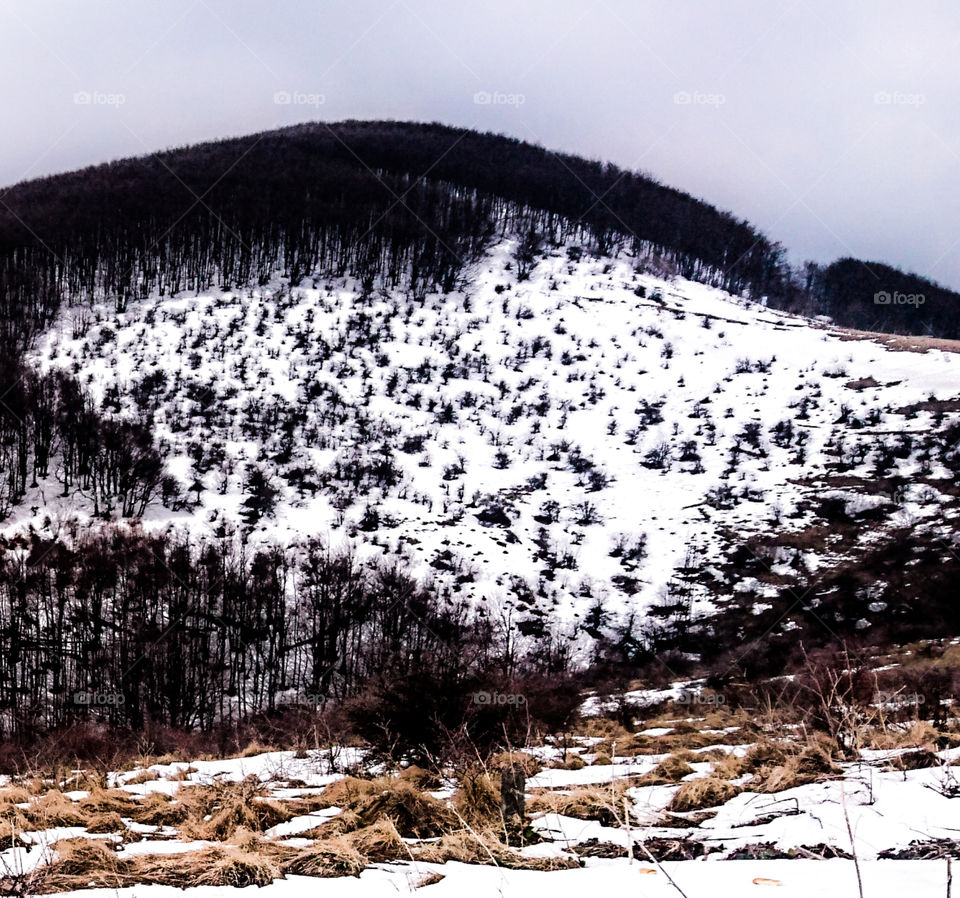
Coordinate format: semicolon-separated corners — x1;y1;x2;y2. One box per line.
16;237;959;641
39;858;955;898
3;744;960;896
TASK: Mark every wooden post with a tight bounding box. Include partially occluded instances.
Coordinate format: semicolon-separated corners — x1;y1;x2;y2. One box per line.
501;764;526;822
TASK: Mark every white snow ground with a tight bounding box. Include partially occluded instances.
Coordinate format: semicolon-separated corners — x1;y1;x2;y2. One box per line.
6;745;960;897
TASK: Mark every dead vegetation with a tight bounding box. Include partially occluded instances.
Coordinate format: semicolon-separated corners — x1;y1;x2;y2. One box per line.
528;782;630;827
317;775;457;837
176;779;296;840
11;660;956;893
668;776;742;812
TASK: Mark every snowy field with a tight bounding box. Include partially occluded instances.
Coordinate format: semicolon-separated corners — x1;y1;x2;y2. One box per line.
4;735;960;897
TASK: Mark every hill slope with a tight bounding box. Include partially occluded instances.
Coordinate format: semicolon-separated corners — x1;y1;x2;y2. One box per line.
24;234;960;660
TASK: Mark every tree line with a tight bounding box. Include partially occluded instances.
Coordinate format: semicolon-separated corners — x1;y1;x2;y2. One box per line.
0;121;786;350
0;350;164;521
0;526;579;748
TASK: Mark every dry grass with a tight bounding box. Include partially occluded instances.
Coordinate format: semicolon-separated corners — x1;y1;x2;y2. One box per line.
885;748;941;771
177;779;295;840
749;740;841;793
280;837;366;877
453;768;501;828
240;740;279;758
528;783;628;827
668;776;742;812
742;740;791;771
26;791;88;827
128;845;281;888
79;787;140;817
489;751;543;777
649;753;696;783
85;811;125;834
414;829;578;871
398;765;445;790
0;819;31;850
124;769;161;785
35;837;123;892
299;809;362;839
129;791;188;828
0;786;32;806
37;839;283;891
579;717;631;741
0;787;32;841
868;721;940;751
319;776;456;837
710;753;747;780
604;728;747;756
345;818;409;862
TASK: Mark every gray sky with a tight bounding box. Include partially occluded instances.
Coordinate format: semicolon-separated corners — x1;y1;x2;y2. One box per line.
2;0;958;288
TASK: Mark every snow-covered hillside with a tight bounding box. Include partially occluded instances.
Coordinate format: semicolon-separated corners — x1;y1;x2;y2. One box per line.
25;237;960;633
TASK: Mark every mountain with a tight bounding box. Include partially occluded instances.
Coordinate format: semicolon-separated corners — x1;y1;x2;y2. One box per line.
0;122;958;737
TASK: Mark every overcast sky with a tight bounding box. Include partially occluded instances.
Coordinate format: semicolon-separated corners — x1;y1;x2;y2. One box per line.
2;1;958;287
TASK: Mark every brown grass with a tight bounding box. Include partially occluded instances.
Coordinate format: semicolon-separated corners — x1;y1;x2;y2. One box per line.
26;791;88;827
129;791;188;827
607;728;749;756
345;819;409;862
280;837;366;877
668;777;742;812
528;783;628;827
128;845;281;888
0;819;30;850
79;787;140;817
749;740;841;793
579;717;631;741
299;809;362;839
35;837;123;892
177;779;295;840
453;768;502;828
650;753;696;782
319;776;456;837
710;753;747;780
414;830;578;871
37;840;283;891
239;741;278;758
0;786;32;806
85;811;125;834
398;765;445;790
489;751;543;777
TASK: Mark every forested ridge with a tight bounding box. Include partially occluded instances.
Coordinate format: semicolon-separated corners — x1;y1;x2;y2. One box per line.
0;120;955;344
